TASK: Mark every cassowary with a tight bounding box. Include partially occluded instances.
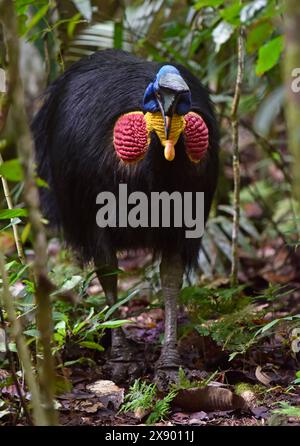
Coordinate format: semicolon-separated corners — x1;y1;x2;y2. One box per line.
32;49;219;383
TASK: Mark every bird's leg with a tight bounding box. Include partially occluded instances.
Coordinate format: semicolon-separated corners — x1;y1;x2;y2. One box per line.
155;253;183;376
96;258;142;382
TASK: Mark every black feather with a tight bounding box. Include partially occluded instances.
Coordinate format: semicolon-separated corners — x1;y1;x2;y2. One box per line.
32;49;219;269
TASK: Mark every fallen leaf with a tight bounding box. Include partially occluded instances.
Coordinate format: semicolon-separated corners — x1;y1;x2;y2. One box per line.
188;411;209;424
173;386;248;412
255;366;272;387
251;406;270;419
75;400;104;413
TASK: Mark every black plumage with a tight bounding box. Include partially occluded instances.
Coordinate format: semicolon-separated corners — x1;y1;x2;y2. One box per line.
32;49;219;270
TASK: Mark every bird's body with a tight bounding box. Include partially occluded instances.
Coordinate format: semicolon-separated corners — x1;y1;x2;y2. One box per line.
33;49;218;269
32;49;219;382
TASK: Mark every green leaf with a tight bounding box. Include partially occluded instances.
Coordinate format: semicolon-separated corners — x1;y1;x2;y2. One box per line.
79;341;104;352
61;275;82;291
67;12;83;38
273;402;300;418
52;275;82;296
114;21;123;50
0;409;10;419
259;319;279;333
9;263;29;285
72;308;94;335
194;0;223;9
35;177;49;188
55;320;66;332
24;3;50;35
229;351;241;361
23;329;40;338
220;3;243;25
0;159;24;181
21;223;31;244
104;289;140;321
0;342;17;353
246;21;273;54
98;320;131;329
0;208;27;220
15;0;32;15
255;36;283;76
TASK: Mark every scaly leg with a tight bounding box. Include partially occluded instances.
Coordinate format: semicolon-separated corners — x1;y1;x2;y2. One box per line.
96;256;143;382
155;253;183;386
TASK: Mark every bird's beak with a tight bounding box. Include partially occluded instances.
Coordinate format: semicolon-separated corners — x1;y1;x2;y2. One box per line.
157;93;176;161
164;115;172;140
156;74;189;161
156;93;175;138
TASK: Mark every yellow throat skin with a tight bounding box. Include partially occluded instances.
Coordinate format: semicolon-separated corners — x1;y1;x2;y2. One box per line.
144;112;186;161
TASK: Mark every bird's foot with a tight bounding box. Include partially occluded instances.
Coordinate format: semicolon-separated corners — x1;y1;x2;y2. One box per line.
103;329;144;384
154;345;182;392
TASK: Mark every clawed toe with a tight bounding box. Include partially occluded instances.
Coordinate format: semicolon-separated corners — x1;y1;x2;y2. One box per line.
154;346;182;391
154;367;180;392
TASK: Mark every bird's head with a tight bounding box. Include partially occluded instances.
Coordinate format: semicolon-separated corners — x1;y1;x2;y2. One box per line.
113;65;209;164
143;65;191;161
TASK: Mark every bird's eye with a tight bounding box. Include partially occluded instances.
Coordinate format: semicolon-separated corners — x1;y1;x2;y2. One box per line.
156;92;161;100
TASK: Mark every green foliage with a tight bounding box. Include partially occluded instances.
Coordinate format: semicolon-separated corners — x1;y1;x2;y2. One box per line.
0;159;24;182
121;369;220;424
293;371;300;385
272;402;300;418
121;378;177;424
50;294;130;357
0;208;27;220
121;379;157;414
146;390;177;425
180;283;299;358
171;367;218;392
256;36;284;76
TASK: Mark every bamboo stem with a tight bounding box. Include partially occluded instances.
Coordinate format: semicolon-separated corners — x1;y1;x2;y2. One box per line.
230;24;245;287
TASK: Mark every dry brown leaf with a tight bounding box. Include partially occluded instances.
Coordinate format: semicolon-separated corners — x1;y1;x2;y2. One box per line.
173;386;248;412
255;366;272;387
75;400;104;413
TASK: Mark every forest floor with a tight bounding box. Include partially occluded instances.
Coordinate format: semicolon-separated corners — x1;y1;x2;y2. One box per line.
1;246;300;426
51;251;300;427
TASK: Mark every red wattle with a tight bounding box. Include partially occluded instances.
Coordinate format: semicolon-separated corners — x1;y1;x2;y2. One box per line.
184;112;209;162
113;113;148;163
